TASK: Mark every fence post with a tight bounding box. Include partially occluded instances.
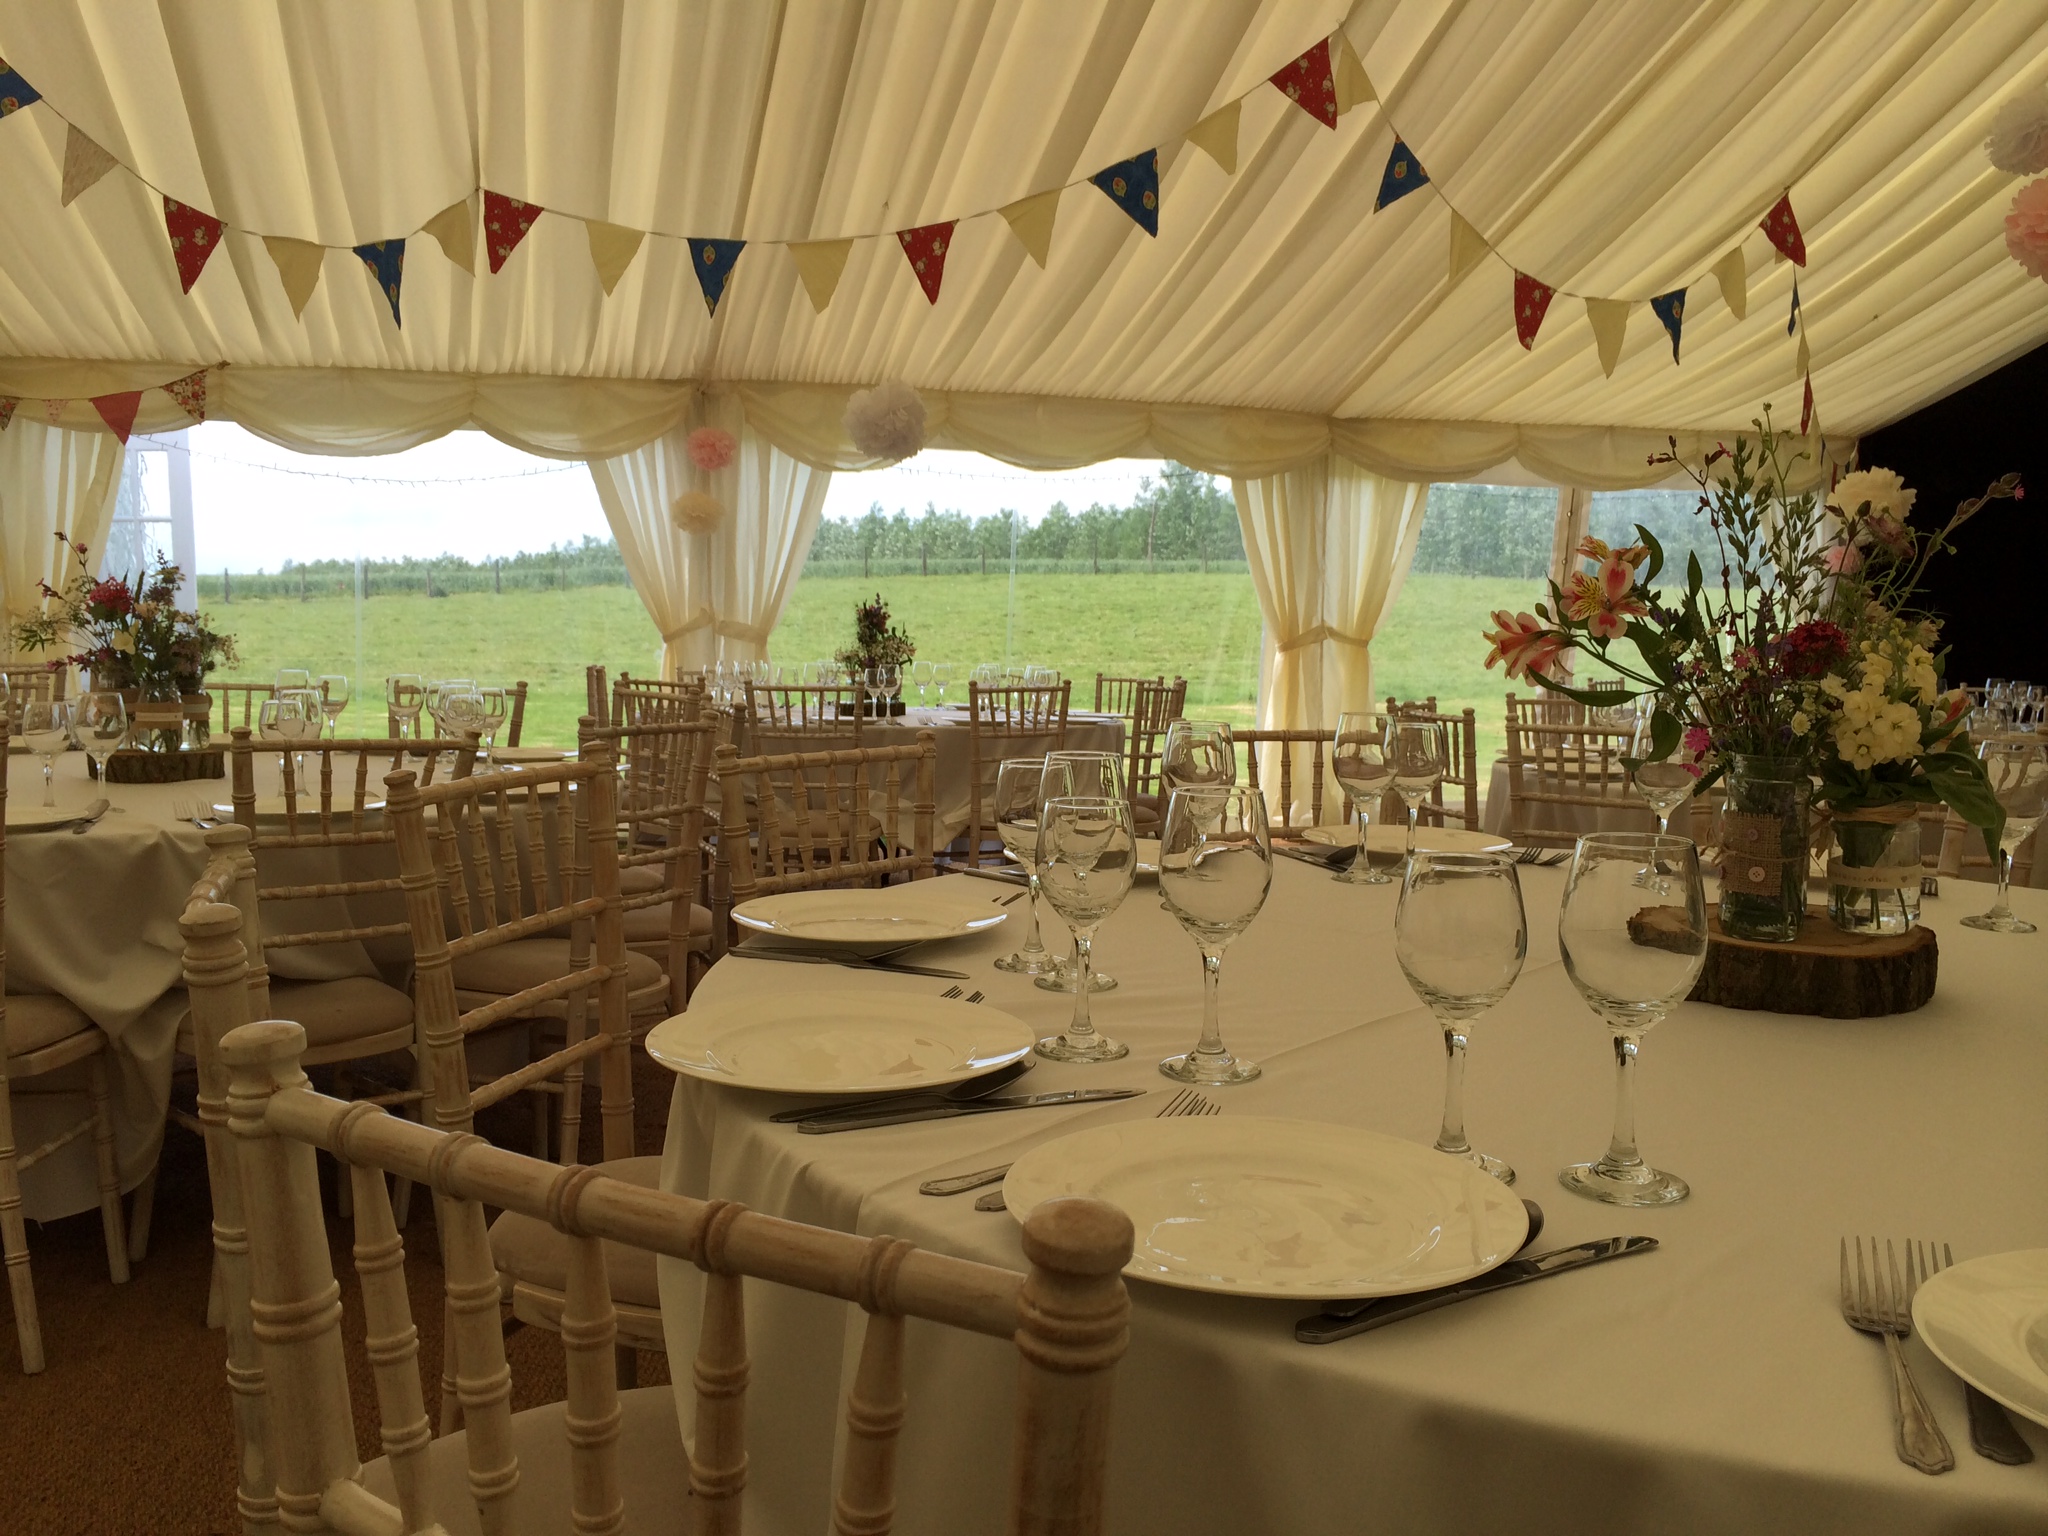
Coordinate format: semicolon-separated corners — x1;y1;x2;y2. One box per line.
494;559;501;595
223;568;231;604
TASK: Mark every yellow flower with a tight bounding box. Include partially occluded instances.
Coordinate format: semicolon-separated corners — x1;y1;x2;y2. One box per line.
110;631;135;653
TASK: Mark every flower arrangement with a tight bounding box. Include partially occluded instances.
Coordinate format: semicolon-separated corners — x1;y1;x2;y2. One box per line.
835;592;916;676
12;533;237;697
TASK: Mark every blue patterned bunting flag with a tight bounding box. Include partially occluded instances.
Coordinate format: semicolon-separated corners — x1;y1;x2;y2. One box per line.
1650;287;1686;363
687;238;746;315
1374;140;1428;211
354;239;405;327
1090;151;1160;237
0;58;39;116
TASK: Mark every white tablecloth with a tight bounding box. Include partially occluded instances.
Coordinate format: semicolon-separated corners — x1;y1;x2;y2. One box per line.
1481;756;1660;840
656;864;2048;1535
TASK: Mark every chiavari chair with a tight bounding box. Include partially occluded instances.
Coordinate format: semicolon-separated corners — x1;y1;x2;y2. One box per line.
1387;696;1482;831
1125;676;1188;830
1238;728;1345;834
0;665;65;725
213;681;276;736
744;679;864;754
1094;671;1161;717
1501;692;1652;848
963;681;1071;866
585;663;611;727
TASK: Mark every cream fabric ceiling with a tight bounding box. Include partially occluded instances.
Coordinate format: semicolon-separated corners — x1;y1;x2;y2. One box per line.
0;0;2041;476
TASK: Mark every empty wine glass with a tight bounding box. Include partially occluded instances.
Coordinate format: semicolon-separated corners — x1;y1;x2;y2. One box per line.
931;661;955;706
866;665;901;716
315;675;350;738
992;756;1056;977
1034;795;1134;1063
1962;739;2048;934
1158;785;1272;1084
386;674;424;739
1332;711;1394;885
1036;752;1126;994
21;699;71;807
1161;719;1235;796
1396;851;1527;1182
1386;716;1448;864
73;691;127;785
911;659;935;706
1630;711;1696;837
1556;832;1707;1206
275;667;312;695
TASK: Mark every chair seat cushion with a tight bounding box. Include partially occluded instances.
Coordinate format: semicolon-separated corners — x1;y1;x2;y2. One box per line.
623;900;712;948
268;977;415;1052
618;863;667;896
450;939;664;999
489;1154;662;1308
6;991;93;1056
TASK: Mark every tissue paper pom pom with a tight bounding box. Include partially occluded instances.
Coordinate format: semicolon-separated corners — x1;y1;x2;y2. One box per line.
1987;87;2048;176
669;490;726;535
686;425;737;472
2005;177;2048;282
843;381;927;463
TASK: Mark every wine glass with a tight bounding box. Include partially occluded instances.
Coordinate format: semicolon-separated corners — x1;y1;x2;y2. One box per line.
866;665;901;716
1385;716;1448;865
931;661;955;706
991;757;1055;977
386;674;424;739
1035;752;1127;994
275;668;312;696
20;699;71;807
1160;720;1235;796
911;659;935;706
1034;795;1134;1063
1962;740;2048;934
315;675;350;738
1332;711;1394;886
1629;711;1696;837
1556;832;1707;1205
73;691;128;785
1396;851;1527;1182
1157;785;1272;1084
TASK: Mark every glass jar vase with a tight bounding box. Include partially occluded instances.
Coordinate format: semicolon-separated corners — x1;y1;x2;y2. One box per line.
1716;754;1811;943
1826;807;1923;936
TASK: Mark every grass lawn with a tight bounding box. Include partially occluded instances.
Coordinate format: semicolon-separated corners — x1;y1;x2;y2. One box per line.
206;569;1546;756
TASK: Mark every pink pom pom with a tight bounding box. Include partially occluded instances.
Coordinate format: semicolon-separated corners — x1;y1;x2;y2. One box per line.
2005;177;2048;282
687;426;737;473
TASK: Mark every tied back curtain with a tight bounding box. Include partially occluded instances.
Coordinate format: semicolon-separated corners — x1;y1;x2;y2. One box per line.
0;419;125;656
588;399;831;678
1233;454;1427;808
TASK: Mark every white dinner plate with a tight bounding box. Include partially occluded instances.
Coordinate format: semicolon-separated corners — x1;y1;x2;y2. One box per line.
645;992;1034;1095
1004;1117;1529;1300
1302;824;1512;856
732;886;1008;951
1913;1249;2048;1428
7;802;92;830
215;797;385;819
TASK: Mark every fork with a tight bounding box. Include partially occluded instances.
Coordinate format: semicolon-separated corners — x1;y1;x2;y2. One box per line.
1920;1241;2035;1463
938;986;986;1003
1157;1087;1221;1118
1840;1235;1954;1473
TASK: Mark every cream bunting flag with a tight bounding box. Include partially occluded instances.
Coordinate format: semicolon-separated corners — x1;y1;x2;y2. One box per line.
1185;101;1240;175
1711;247;1746;320
422;199;475;276
1585;297;1630;377
999;188;1061;268
1333;35;1374;115
1447;212;1488;286
59;125;117;207
263;236;325;318
789;238;853;313
584;220;645;295
1796;326;1811;375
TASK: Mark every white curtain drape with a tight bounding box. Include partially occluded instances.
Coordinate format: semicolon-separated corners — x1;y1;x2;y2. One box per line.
587;397;832;678
1233;454;1428;804
0;419;126;657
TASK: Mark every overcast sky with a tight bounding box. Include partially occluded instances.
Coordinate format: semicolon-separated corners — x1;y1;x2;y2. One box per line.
159;423;1167;572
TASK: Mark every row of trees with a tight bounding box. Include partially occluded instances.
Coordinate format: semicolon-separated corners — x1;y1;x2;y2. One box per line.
1409;484;1727;581
196;535;629;601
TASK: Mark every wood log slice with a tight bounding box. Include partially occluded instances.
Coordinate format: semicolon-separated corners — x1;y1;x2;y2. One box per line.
1627;905;1937;1018
94;747;226;783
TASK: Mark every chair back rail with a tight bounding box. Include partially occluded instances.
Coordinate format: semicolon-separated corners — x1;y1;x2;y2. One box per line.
965;682;1072;867
1237;729;1338;831
217;1019;1133;1536
1501;693;1651;847
743;681;864;755
585;665;611;729
1122;677;1187;801
1387;698;1482;830
213;681;275;735
1093;673;1160;717
504;679;528;748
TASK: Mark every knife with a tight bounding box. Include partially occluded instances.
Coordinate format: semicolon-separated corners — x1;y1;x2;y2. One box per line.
724;948;969;981
1966;1383;2036;1464
798;1087;1142;1133
70;796;111;834
1273;844;1352;870
771;1059;1031;1124
1294;1235;1658;1344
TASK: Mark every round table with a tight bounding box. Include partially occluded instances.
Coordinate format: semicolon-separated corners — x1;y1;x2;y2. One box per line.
656;859;2048;1535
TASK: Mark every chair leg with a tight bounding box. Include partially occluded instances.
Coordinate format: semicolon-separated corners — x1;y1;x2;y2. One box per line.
0;1085;45;1373
86;1056;130;1286
125;1162;159;1265
391;1051;422;1228
205;1253;226;1330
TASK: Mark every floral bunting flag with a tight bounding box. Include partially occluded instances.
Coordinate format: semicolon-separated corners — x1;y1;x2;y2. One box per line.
896;220;957;305
163;197;224;293
163;368;207;422
1513;272;1554;348
1374;140;1428;211
482;191;544;274
60;125;117;206
0;57;39;115
91;391;141;444
1760;193;1806;266
789;239;853;313
41;398;64;425
354;239;404;327
1269;39;1338;128
1650;287;1686;362
686;238;746;315
1090;150;1159;237
0;398;15;432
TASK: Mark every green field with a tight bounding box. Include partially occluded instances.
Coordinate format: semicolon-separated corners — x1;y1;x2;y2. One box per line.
206;570;1543;756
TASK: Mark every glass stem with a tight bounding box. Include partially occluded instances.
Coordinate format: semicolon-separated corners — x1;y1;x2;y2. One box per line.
1405;800;1419;861
1656;811;1672;837
1601;1032;1645;1173
1993;845;2014;919
41;753;55;807
1067;930;1097;1042
1434;1024;1471;1156
1194;945;1226;1062
1021;872;1047;959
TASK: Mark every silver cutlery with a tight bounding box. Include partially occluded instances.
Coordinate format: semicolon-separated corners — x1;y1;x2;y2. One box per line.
69;797;110;834
938;986;986;1003
1841;1235;1954;1474
1157;1087;1221;1118
920;1162;1013;1196
953;864;1030;887
724;947;969;981
772;1058;1031;1125
974;1189;1008;1212
999;890;1027;906
797;1086;1142;1134
1306;1199;1547;1327
1921;1240;2034;1464
1273;844;1349;870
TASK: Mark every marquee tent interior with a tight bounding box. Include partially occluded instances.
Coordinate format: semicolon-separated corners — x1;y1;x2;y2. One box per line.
0;0;2044;714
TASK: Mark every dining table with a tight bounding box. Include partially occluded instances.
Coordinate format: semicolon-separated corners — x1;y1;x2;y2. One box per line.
654;853;2048;1535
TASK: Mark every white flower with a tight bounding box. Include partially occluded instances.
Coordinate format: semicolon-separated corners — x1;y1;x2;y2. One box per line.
110;631;135;653
1827;467;1917;527
1987;86;2048;176
1791;711;1811;736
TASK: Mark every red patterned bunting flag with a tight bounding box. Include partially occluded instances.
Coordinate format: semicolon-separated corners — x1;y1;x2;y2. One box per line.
1513;272;1555;349
896;220;957;305
164;368;207;422
482;190;544;274
1760;193;1805;266
92;391;142;444
0;397;15;432
1269;38;1338;128
163;196;223;293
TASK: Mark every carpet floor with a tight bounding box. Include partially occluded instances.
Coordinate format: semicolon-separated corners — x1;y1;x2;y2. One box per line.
0;1049;677;1536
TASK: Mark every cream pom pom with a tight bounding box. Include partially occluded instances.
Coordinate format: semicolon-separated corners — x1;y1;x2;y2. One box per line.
670;490;727;535
1987;87;2048;176
687;425;737;472
843;381;927;463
